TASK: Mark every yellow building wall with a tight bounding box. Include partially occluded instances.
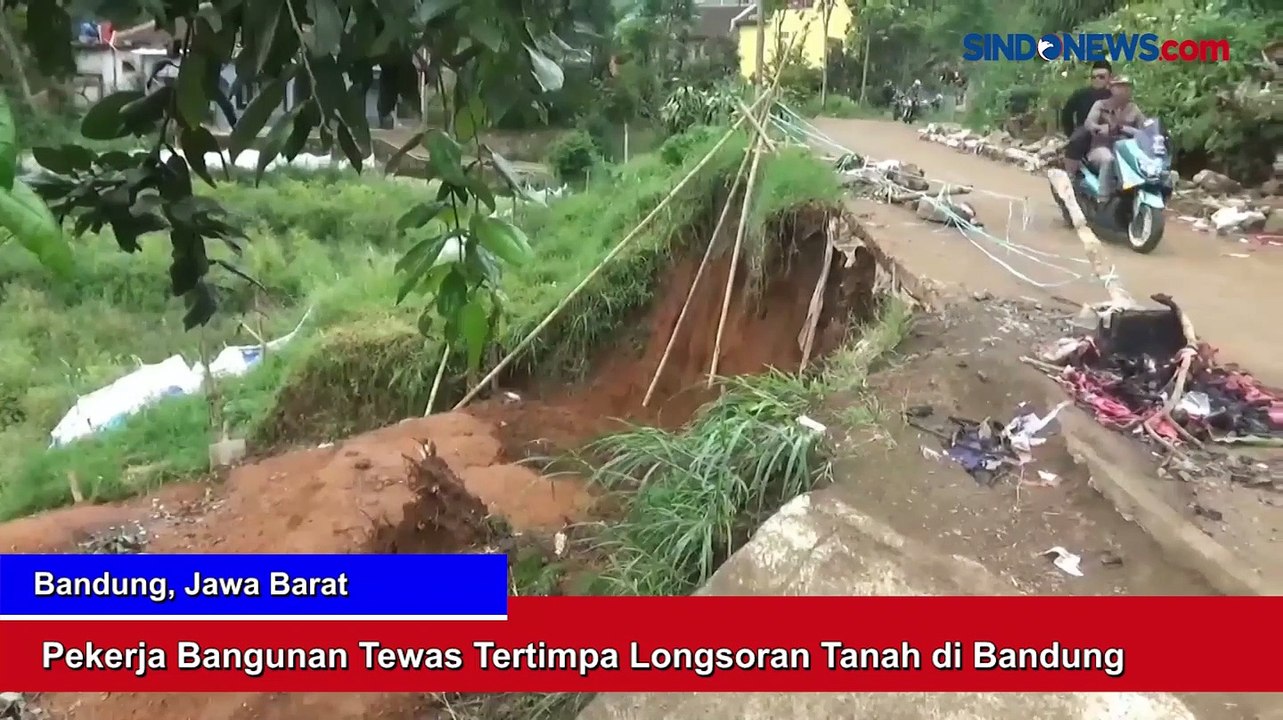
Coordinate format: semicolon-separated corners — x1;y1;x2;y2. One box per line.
736;0;852;80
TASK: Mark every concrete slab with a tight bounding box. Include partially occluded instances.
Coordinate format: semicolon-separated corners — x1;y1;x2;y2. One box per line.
578;492;1195;720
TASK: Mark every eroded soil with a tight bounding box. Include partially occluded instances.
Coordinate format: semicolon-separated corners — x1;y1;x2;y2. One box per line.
3;208;884;720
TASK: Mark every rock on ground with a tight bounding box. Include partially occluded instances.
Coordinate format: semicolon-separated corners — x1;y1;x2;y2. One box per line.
577;492;1195;720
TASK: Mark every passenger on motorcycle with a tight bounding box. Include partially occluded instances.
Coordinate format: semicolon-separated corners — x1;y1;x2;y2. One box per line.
1083;76;1146;199
1061;60;1112;176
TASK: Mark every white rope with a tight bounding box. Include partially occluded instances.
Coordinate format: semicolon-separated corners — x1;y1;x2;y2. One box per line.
772;103;1125;293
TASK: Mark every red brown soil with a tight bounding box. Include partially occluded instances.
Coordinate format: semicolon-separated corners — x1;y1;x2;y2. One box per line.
2;209;883;720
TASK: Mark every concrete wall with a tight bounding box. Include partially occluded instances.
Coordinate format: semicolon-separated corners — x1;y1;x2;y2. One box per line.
737;0;852;79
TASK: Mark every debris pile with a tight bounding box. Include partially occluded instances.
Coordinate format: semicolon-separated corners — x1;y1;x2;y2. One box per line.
0;693;41;720
832;154;980;227
1027;294;1283;448
907;401;1068;486
917;124;1282;238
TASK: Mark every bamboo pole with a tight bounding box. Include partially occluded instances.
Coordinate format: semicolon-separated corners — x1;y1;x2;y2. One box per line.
798;230;836;371
1046;168;1132;307
641;147;754;408
703;20;814;386
451;93;771;411
708;134;767;386
424;343;451;416
642;21;810;404
736;99;777;151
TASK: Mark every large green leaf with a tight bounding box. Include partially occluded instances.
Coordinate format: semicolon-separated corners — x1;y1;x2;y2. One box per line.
424;129;466;184
81;91;145;140
458;297;490;370
176;52;211;128
0;92;15;191
228;76;289;160
526;45;565;93
307;0;346;55
471;214;532;265
0;180;73;277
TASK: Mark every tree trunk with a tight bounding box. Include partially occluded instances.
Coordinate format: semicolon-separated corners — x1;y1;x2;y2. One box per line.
0;12;36;107
858;28;871;104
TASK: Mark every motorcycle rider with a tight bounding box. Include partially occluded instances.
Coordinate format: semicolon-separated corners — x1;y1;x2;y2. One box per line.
901;79;923;120
1060;60;1112;176
880;80;896;107
1084;75;1147;201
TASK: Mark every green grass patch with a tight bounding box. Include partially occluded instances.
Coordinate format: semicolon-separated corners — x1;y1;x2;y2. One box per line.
582;299;913;597
0;127;841;521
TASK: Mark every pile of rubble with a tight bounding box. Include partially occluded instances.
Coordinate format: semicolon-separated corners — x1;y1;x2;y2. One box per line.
918;123;1283;236
1028;295;1283;450
0;693;42;720
833;153;981;227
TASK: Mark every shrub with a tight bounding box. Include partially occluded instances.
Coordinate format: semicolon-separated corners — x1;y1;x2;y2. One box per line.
802;94;865;118
546;129;603;184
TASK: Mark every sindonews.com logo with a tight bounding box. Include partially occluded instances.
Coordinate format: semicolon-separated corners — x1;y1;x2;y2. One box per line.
962;33;1230;62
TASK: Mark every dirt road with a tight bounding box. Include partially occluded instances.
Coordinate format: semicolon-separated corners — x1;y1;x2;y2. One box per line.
814;118;1283;387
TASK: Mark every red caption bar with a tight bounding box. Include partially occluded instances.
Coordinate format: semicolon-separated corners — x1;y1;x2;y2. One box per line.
2;597;1279;692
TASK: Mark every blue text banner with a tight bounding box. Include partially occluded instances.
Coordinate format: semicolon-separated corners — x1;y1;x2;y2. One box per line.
0;554;507;618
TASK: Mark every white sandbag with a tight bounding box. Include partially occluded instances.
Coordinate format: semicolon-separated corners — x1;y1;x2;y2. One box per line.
49;354;203;447
48;307;314;447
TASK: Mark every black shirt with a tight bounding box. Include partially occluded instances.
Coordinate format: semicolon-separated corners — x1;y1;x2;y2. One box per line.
1060;86;1110;136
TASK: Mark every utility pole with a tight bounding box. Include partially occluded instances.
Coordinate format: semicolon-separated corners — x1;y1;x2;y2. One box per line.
820;0;834;104
755;3;766;88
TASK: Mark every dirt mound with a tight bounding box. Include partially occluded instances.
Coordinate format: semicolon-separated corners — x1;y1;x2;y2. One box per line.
11;204;894;720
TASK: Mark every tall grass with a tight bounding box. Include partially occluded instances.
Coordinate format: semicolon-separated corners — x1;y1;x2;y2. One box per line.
584;299;913;596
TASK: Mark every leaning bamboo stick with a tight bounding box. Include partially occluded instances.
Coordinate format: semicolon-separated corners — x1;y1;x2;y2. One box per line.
736;99;777;151
1047;168;1132;307
708;134;767;386
451;93;771;411
423;343;451;416
798;230;836;371
642;147;754;408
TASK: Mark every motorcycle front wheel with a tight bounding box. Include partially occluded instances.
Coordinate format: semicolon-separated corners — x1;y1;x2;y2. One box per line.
1127;203;1165;254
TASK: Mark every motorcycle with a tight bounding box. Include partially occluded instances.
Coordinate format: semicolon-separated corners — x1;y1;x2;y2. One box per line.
1050;118;1173;254
896;94;920;124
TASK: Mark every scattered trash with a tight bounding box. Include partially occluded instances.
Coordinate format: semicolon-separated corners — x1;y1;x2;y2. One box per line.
909;402;1067;486
1029;295;1283;446
1035;470;1061;485
1100;550;1124;566
1041;546;1084;577
1003;401;1070;456
796;415;827;434
905;404;935;418
77;522;148;554
1192;503;1224;522
554;530;567;558
0;692;38;720
1176;391;1211;419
